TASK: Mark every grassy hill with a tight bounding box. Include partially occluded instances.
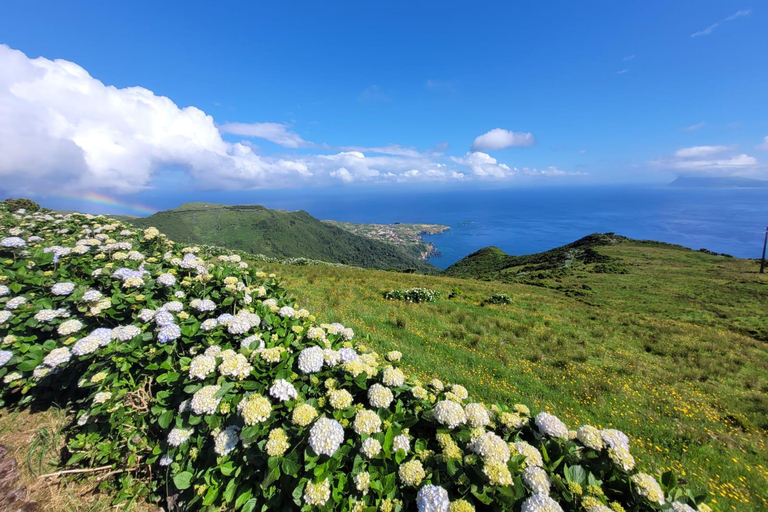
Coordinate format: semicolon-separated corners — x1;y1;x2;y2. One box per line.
260;240;768;511
124;202;437;273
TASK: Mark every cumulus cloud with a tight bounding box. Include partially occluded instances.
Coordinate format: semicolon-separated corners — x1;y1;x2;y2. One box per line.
0;44;311;194
653;144;761;176
219;122;313;148
691;9;751;38
0;45;579;194
471;129;535;151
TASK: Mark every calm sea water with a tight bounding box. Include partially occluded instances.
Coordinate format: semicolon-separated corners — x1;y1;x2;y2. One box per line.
192;185;768;269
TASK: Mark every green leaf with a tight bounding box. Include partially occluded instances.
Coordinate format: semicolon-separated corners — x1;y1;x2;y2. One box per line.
235;489;253;509
157;410;174;429
173;471;193;490
281;457;300;476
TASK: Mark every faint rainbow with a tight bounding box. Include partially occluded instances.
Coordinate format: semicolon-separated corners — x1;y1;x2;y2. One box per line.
60;193;157;216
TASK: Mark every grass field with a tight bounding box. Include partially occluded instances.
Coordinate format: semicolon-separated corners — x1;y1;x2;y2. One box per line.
258;240;768;511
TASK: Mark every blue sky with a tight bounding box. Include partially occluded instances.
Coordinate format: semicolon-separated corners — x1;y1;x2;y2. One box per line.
0;1;766;213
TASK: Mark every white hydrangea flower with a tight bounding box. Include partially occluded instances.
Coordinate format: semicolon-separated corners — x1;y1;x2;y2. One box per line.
167;427;194;446
1;237;26;248
535;412;569;438
93;391;112;404
156;273;176;287
382;367;405;387
200;319;218;331
0;285;9;297
240;334;264;350
520;493;564;512
469;432;510;463
190;385;222;415
72;335;102;356
465;403;491;428
317;349;336;368
361;437;382;458
630;473;665;505
278;306;295;318
353;409;382;435
0;311;11;324
393;434;410;454
191;299;216;312
50;282;76;296
522;466;551;495
43;347;71;368
416;485;450;512
577;425;604;450
601;429;630;450
308;417;345;456
303;478;331;506
138;309;157;322
269;379;298;402
81;289;103;302
189;355;217;380
159;454;173;466
58;319;83;336
5;297;26;310
153;310;175;327
368;383;394;408
157;323;181;343
512;442;544;467
112;325;141;342
297;346;324;374
433;400;467;429
214;425;240;456
338;347;358;363
0;350;12;367
162;301;184;312
218;351;253;380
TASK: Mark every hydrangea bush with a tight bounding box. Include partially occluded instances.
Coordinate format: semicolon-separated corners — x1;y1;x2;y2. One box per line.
383;288;440;303
0;205;712;512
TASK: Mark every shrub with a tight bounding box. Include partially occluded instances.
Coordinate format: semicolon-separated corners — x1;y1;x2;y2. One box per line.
3;197;41;213
383;288;439;303
484;293;512;305
0;212;711;512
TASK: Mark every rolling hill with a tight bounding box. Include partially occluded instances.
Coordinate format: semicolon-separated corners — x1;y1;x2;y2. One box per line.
124;202;437;273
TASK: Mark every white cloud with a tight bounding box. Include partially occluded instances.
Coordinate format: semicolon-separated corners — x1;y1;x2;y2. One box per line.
622;55;635;61
674;145;730;158
682;121;706;132
471;129;535;151
691;9;751;38
0;45;581;194
757;136;768;151
616;69;629;75
653;144;762;177
219;122;312;148
0;44;312;194
451;151;514;178
338;144;422;158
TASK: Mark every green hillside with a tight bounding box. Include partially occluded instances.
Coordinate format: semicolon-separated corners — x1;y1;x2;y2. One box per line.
125;203;436;273
263;240;768;511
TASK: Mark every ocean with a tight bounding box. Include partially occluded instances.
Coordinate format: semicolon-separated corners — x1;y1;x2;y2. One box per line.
174;184;768;269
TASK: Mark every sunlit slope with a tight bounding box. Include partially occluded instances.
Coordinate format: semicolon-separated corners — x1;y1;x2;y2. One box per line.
444;234;768;341
264;247;768;511
127;203;437;273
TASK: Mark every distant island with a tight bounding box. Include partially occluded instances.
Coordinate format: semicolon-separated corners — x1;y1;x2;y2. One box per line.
670;176;768;188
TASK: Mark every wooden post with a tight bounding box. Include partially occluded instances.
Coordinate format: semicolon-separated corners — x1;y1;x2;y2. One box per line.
761;227;768;274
